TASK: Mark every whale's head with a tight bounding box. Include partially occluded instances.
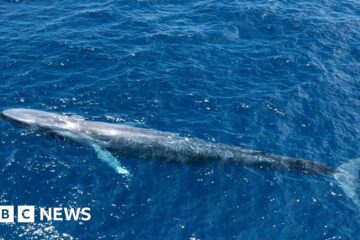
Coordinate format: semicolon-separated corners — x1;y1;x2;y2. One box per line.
1;108;80;132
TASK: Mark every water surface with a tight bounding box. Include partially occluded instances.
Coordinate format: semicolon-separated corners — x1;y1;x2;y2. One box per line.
0;0;360;239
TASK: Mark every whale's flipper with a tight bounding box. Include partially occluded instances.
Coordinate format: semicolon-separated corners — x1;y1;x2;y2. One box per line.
52;130;130;176
90;143;130;176
334;158;360;207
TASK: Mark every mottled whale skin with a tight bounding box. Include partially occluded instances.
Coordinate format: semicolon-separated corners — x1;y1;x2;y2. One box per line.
1;108;360;206
1;108;334;175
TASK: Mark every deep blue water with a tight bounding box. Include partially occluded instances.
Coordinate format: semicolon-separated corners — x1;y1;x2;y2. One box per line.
1;0;360;239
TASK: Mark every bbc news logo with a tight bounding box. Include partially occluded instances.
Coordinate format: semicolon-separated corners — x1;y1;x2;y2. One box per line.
0;206;91;223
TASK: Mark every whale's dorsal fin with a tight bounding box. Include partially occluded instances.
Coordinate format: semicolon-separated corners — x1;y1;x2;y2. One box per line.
90;143;130;176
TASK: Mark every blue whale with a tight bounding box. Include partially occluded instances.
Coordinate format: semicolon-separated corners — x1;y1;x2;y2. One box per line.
1;108;359;206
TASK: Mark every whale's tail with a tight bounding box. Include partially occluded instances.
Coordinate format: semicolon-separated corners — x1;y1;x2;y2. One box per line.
334;158;360;207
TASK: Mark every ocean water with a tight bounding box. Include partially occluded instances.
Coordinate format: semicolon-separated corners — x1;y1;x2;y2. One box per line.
1;0;360;239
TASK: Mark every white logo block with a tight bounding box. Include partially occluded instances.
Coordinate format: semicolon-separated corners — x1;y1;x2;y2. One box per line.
0;206;14;223
18;206;35;223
